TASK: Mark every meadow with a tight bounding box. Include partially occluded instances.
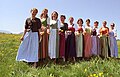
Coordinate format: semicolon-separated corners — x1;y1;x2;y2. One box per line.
0;33;120;77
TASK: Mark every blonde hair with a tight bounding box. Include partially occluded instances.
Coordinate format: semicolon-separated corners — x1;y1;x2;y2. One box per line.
43;8;48;13
40;8;48;18
69;17;74;20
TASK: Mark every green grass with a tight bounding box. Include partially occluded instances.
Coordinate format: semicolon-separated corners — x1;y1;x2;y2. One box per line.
0;33;120;77
117;40;120;58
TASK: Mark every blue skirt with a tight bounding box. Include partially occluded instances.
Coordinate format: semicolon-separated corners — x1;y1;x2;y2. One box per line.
109;36;118;58
16;31;39;62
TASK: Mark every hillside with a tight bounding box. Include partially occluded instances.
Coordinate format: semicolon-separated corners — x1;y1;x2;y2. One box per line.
0;30;12;34
0;33;120;77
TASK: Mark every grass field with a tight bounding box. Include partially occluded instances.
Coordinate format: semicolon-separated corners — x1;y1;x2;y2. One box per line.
0;33;120;77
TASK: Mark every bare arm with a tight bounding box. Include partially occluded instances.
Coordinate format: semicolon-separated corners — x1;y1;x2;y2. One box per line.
106;27;109;36
20;29;27;41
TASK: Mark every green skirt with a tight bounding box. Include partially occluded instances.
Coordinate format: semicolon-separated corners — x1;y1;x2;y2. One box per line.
76;33;83;57
100;35;110;58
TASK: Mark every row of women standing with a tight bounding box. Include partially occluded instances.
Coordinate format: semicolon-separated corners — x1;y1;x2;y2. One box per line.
16;8;118;67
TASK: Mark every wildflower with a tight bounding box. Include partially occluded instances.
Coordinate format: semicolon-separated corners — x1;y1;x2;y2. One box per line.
90;74;93;77
93;74;97;76
99;72;103;76
95;75;98;77
84;69;87;72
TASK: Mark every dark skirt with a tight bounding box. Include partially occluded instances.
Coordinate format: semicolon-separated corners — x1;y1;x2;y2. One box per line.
65;33;76;58
39;29;49;59
59;32;65;57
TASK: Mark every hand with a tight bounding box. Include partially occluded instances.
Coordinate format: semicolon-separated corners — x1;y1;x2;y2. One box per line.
77;34;80;37
41;25;46;30
83;31;86;35
40;32;44;35
47;29;50;34
105;33;109;36
61;30;64;32
76;33;80;36
47;31;50;35
67;31;71;33
47;32;50;35
20;36;24;41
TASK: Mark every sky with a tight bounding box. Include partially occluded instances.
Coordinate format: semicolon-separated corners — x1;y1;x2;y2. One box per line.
0;0;120;39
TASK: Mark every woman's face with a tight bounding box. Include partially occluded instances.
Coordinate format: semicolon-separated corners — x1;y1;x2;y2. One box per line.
111;25;114;29
86;21;90;26
69;17;74;23
52;12;58;20
103;21;107;27
60;17;65;23
31;10;37;17
42;9;48;16
78;20;82;26
94;23;98;27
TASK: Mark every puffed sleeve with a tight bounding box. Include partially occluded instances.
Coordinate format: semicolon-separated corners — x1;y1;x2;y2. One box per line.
49;19;52;30
114;29;117;34
25;19;28;29
65;23;68;30
82;26;85;31
37;18;41;29
57;20;61;29
47;17;50;25
114;29;117;37
74;24;78;31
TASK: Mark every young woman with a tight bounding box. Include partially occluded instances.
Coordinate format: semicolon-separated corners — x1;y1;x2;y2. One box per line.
91;21;100;56
39;9;50;61
84;19;92;58
75;18;84;58
16;8;41;67
59;15;68;61
65;17;76;62
48;11;60;62
109;23;118;58
99;21;110;58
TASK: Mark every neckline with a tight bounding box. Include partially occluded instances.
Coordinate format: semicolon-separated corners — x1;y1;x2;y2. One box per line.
30;17;36;20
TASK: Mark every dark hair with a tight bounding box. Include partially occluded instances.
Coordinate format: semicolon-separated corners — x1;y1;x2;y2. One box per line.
86;19;90;23
77;18;83;24
60;15;66;19
103;21;107;24
111;23;115;27
51;11;58;20
94;21;99;24
30;8;38;13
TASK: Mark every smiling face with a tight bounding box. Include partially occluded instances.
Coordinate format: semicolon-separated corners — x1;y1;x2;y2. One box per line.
51;11;58;20
42;9;48;16
31;8;38;18
111;25;114;29
94;22;98;28
69;17;74;24
103;21;107;27
86;20;90;26
60;15;65;23
77;19;83;26
110;23;115;29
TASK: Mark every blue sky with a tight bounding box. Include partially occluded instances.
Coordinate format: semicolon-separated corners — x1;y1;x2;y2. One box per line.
0;0;120;39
